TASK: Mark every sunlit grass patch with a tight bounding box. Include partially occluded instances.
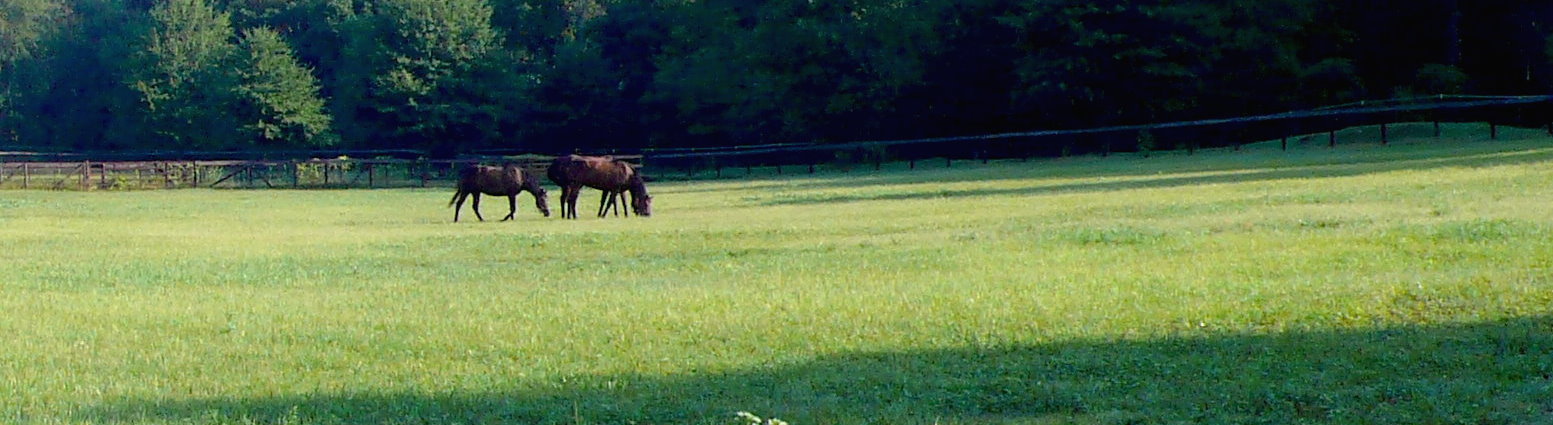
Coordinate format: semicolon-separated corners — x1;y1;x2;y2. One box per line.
3;128;1553;424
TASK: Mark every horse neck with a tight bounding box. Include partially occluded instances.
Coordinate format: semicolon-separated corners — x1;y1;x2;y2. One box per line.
520;177;542;194
627;178;648;198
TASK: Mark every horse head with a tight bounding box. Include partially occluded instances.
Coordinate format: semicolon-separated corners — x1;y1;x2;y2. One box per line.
533;187;551;217
631;194;652;217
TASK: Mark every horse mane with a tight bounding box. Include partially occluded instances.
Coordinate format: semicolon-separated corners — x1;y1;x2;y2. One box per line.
519;168;545;193
627;173;649;198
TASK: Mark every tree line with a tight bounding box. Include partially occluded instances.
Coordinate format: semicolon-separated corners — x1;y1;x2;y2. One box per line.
1;0;1549;156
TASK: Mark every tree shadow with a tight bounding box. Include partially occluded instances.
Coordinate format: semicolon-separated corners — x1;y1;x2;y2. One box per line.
757;146;1553;206
77;316;1553;424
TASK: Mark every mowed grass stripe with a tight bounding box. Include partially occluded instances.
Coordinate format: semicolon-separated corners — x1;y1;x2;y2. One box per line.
1;126;1551;424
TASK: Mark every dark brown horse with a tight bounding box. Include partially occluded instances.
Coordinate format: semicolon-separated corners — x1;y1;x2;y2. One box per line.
596;164;639;217
449;164;550;222
547;155;652;219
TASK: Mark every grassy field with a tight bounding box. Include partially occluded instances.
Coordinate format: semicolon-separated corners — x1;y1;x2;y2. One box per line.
2;123;1552;424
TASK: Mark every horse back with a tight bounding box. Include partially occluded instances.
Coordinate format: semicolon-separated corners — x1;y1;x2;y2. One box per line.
555;155;636;190
460;164;524;196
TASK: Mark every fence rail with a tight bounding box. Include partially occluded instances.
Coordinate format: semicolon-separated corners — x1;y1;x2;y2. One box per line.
643;95;1553;175
2;95;1550;190
0;156;642;191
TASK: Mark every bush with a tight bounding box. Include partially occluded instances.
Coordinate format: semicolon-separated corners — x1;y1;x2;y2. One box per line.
1137;130;1156;157
1412;64;1468;95
1300;58;1366;105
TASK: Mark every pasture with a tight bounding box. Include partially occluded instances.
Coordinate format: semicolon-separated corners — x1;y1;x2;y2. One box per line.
2;123;1552;424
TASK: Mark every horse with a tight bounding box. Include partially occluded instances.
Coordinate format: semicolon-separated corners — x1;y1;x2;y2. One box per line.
596;164;639;217
547;154;652;219
448;163;550;222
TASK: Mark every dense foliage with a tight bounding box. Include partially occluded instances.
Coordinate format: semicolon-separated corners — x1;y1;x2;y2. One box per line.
1;0;1550;154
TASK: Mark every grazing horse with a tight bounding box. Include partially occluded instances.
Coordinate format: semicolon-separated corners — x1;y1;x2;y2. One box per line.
547;154;652;219
448;164;550;222
596;164;639;217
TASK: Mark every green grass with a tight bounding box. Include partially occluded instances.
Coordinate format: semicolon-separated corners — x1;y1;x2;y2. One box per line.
2;123;1552;424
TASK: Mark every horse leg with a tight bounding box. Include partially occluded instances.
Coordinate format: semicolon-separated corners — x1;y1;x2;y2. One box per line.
571;187;583;219
565;185;580;219
597;190;610;218
472;193;485;221
503;195;516;221
555;187;564;219
452;191;467;222
613;191;624;217
560;187;571;219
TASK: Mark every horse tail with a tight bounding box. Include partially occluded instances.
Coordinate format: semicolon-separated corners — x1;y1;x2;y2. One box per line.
450;165;481;207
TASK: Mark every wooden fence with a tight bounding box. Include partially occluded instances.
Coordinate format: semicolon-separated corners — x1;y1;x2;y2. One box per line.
644;95;1553;176
0;156;640;191
3;95;1551;190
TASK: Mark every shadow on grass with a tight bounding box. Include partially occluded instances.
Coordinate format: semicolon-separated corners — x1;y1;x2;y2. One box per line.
79;316;1553;424
757;145;1553;206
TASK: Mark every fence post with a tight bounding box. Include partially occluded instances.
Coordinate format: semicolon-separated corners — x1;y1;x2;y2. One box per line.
292;161;300;188
367;163;375;188
421;162;430;188
22;163;29;189
1328;131;1336;147
1380;123;1388;145
776;165;782;175
1490;122;1498;140
1280;136;1288;151
81;161;90;190
1434;121;1441;137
